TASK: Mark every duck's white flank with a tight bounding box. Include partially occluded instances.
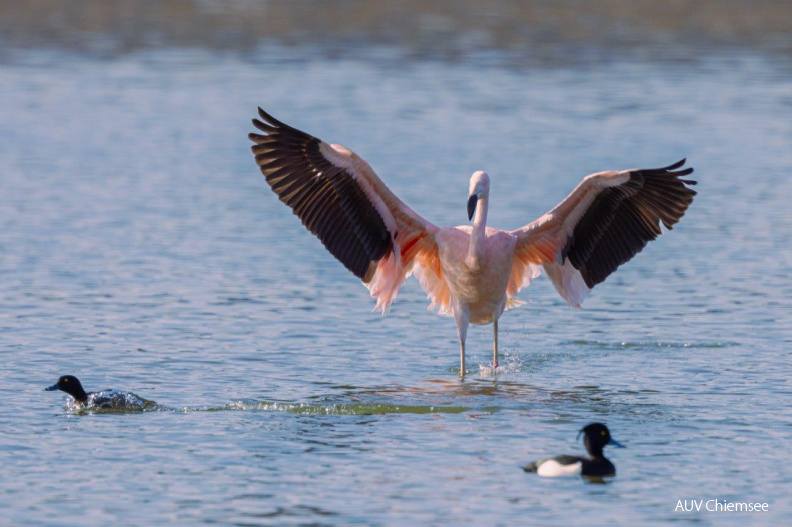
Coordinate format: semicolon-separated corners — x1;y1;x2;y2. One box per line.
536;459;583;477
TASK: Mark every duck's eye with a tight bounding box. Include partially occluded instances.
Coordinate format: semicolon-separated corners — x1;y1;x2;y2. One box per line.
63;378;68;383
601;430;606;436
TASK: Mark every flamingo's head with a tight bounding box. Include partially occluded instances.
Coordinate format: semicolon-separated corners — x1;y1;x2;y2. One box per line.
467;171;490;220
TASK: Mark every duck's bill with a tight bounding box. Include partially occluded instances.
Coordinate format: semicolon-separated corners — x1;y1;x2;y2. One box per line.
44;384;58;391
608;438;626;448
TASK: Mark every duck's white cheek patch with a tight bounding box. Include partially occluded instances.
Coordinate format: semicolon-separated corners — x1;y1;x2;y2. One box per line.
537;460;583;477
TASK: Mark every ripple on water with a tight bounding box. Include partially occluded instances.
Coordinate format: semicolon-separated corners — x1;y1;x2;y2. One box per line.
563;339;739;350
213;401;470;415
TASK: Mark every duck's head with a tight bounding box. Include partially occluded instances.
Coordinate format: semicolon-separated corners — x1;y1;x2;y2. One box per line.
577;423;624;456
467;171;490;220
45;375;88;402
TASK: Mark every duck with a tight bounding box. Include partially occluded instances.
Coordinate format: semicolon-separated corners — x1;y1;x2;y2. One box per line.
523;423;624;477
45;375;156;411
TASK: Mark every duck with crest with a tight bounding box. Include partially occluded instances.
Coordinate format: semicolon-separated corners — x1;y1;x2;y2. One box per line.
523;423;625;478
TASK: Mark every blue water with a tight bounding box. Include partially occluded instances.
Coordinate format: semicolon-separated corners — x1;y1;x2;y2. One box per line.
1;45;791;525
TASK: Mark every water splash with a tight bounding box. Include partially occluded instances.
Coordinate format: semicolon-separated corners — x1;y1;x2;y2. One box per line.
65;390;160;414
478;351;526;377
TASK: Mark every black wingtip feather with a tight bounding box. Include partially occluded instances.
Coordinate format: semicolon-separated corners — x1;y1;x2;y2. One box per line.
660;158;686;171
672;167;694;177
257;106;273;122
250;108;393;281
257;107;292;130
566;158;697;288
252;118;276;134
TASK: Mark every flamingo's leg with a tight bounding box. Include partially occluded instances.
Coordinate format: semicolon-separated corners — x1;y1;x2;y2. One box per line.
493;319;499;369
455;310;469;378
459;339;466;378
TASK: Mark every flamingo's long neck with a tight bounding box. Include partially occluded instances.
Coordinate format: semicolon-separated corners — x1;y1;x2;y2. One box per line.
468;196;488;270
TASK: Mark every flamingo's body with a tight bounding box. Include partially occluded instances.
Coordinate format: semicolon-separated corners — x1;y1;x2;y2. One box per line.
249;109;696;376
438;226;515;325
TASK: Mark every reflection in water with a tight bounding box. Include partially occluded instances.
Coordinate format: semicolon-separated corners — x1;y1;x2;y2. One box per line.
158;377;666;417
582;476;611;485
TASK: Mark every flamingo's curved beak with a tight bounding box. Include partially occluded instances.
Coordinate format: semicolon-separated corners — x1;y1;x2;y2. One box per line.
467;194;478;221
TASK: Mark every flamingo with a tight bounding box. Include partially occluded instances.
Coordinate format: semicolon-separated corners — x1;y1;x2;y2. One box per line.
249;108;696;376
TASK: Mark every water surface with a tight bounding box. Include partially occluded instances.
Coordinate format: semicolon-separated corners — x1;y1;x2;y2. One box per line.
1;10;791;525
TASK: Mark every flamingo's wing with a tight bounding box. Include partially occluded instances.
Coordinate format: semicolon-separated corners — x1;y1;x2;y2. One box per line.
509;160;697;307
249;108;447;313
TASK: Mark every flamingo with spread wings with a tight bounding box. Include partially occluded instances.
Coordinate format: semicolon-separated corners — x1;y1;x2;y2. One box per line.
249;108;696;376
